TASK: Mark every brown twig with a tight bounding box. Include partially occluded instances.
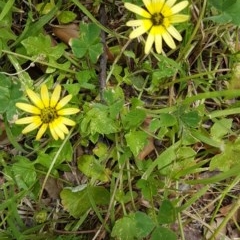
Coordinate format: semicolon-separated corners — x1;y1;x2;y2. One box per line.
99;4;108;102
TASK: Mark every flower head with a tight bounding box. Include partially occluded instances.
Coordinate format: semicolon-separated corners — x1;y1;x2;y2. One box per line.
125;0;189;54
15;84;80;140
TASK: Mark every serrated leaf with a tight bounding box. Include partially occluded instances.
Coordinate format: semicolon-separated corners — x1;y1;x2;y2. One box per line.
81;107;118;135
122;109;146;130
125;130;148;157
78;155;110;182
60;186;110;218
21;34;65;59
0;74;23;120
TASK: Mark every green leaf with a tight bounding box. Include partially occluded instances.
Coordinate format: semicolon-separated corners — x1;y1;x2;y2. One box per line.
180;111;201;128
60;186;110;218
70;38;87;58
136;178;158;200
0;74;23;120
208;0;240;25
81;107;118;135
70;22;103;63
57;11;77;24
173;147;196;178
63;83;81;96
210;119;232;140
89;42;103;63
125;130;148;157
80;22;101;43
158;200;176;224
48;140;73;164
75;70;96;90
134;212;155;238
111;215;137;240
210;140;240;171
77;155;110;182
122;108;146;130
12;156;37;190
92;142;109;158
111;212;155;240
21;33;65;60
151;226;177;240
157;143;178;175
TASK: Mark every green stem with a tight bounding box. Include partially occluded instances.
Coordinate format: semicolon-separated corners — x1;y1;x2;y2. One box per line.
177;0;207;61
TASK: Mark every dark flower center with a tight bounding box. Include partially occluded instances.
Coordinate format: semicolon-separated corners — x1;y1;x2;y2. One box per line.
152;13;164;25
41;107;58;123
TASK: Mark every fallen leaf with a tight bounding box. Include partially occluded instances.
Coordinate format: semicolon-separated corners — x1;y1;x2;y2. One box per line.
52;23;79;45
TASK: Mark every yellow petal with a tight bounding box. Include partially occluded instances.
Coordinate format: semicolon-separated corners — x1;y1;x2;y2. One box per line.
129;20;152;39
40;84;50;107
51;119;65;140
26;89;45;109
49;122;59;140
170;1;188;15
55;95;72;110
15;116;41;125
167;25;182;41
57;108;80;116
54;118;69;134
170;14;189;23
16;103;41;114
124;3;151;18
22;120;42;134
165;0;177;8
59;116;76;126
162;31;176;49
143;0;154;14
150;0;165;14
161;3;173;16
36;123;48;140
150;25;167;35
155;34;163;54
145;33;154;54
126;20;147;27
50;85;61;107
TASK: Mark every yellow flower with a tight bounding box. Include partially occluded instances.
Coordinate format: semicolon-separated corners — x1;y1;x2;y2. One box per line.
125;0;189;54
15;84;80;140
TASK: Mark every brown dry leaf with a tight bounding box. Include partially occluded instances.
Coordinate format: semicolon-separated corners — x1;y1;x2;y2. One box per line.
52;23;79;45
40;176;62;199
0;120;8;145
220;203;240;223
137;117;155;160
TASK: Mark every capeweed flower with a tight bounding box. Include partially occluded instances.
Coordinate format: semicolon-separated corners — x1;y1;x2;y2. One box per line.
124;0;189;54
15;84;80;140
